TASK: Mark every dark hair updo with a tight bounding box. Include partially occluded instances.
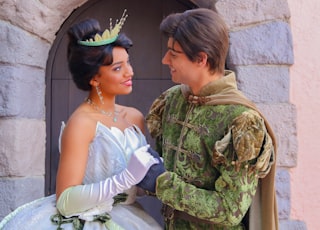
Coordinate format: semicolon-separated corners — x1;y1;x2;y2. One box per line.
67;18;132;91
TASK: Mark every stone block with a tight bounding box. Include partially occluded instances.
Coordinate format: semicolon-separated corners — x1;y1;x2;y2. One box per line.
228;21;294;66
0;65;45;119
0;21;50;68
233;65;290;103
276;169;291;219
0;1;60;42
216;0;290;28
0;176;44;220
257;103;298;167
279;220;307;230
0;0;89;43
40;0;88;21
0;119;45;177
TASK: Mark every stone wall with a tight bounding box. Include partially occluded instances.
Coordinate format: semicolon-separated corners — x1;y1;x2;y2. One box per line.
0;0;305;229
0;0;86;220
215;0;305;228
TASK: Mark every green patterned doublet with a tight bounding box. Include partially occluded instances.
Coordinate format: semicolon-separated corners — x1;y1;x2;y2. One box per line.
146;72;275;230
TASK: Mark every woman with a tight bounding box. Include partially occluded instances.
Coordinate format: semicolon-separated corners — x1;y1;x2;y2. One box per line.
0;13;163;230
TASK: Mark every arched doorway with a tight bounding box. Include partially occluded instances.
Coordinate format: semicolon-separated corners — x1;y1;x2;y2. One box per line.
45;0;196;225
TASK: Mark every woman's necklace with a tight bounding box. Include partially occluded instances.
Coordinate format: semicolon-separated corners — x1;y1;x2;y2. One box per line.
85;98;119;122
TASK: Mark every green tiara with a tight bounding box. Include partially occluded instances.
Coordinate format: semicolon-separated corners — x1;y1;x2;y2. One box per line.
78;9;128;46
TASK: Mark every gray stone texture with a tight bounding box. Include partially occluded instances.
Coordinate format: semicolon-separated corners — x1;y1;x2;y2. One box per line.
0;119;45;177
257;103;298;168
0;177;44;220
0;65;45;118
228;21;294;66
0;0;86;42
276;169;291;219
0;21;50;68
216;0;290;28
280;220;308;230
233;65;290;103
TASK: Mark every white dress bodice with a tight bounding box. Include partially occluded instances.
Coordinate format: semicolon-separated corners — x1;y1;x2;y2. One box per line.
84;122;147;184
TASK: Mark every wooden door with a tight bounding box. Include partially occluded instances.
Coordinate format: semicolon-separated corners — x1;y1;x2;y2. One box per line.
45;0;195;225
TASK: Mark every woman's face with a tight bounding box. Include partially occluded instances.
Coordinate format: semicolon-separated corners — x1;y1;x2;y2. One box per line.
95;47;134;96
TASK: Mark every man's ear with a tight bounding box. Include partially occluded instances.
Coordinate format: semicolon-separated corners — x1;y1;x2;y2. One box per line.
196;52;208;66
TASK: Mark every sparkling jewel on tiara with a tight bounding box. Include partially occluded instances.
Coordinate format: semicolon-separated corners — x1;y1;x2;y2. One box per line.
78;9;128;47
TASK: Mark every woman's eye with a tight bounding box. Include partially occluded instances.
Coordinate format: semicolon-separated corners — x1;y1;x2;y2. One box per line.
113;66;121;71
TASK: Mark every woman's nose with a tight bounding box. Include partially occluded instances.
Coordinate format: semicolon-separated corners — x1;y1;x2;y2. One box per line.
125;65;134;77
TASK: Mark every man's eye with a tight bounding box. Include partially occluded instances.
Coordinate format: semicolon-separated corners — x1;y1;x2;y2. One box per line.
170;51;177;57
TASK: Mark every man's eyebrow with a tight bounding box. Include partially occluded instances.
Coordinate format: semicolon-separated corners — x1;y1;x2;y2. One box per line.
168;47;184;53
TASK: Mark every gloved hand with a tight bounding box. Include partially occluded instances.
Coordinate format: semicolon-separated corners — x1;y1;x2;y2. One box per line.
125;145;160;184
137;147;165;194
57;145;159;217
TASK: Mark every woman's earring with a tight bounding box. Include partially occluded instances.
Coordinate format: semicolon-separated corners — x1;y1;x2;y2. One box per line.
95;85;104;104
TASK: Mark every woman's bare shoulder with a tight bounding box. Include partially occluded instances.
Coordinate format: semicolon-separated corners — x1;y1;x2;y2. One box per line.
118;105;145;131
63;105;97;138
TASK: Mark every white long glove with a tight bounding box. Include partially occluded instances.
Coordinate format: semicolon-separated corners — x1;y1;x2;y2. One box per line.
56;145;158;217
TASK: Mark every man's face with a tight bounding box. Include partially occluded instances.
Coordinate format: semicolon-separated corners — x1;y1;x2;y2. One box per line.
162;37;198;85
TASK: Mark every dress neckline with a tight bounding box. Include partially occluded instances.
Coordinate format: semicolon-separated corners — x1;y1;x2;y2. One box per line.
96;121;141;135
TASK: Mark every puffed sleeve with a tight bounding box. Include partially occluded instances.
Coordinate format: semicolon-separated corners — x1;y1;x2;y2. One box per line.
146;90;169;139
213;109;275;178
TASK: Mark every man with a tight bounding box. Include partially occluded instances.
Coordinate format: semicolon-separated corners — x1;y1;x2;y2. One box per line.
138;8;278;230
